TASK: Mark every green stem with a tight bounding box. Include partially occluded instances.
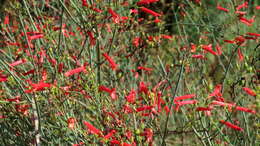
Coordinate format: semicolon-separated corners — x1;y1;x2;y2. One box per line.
161;55;185;146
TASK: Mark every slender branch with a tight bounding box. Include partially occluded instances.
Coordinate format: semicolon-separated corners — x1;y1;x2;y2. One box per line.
161;55;185;146
221;44;241;94
57;1;64;57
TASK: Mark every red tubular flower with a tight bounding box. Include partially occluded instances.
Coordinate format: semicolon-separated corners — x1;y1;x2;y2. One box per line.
4;15;9;25
202;44;217;55
211;100;234;108
137;0;159;5
219;120;243;131
81;0;88;7
91;7;103;13
0;74;7;82
216;43;222;55
99;85;112;93
87;31;96;46
141;128;153;143
25;82;52;93
154;17;161;23
130;9;138;14
102;53;118;70
125;89;136;103
72;142;84;146
174;94;196;102
244;36;257;40
67;117;76;129
175;100;198;106
28;33;44;41
139;81;149;95
235;11;247;15
239;16;255;26
235;106;256;114
6;96;20;103
104;130;116;139
161;34;173;40
64;66;86;77
53;24;66;31
242;87;256;96
224;40;235;44
137;66;153;72
152;80;167;92
217;4;229;12
122;143;131;146
236;2;248;11
9;59;27;67
132;37;141;47
235;36;245;45
140;7;161;17
196;107;212;111
107;8;120;23
83;121;102;136
208;84;222;99
110;140;120;145
190;43;197;52
164;105;170;114
247;32;260;37
237;48;244;62
23;69;35;76
110;88;117;100
136;105;154;112
99;85;117;100
108;8;119;18
212;100;255;114
191;54;206;59
123;104;134;114
15;104;30;116
58;63;64;73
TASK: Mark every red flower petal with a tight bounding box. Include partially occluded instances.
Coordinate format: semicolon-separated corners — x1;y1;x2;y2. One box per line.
174;94;196;102
137;66;153;72
236;2;248;11
104;130;116;139
208;84;222;99
136;105;154;112
247;32;260;37
219;120;243;131
140;7;161;17
137;0;159;5
98;85;111;93
102;53;118;70
64;66;86;77
217;5;229;12
81;0;88;7
237;48;244;62
242;87;256;96
175;100;198;106
67;117;76;129
202;44;217;55
125;89;136;103
9;59;27;67
196;107;212;111
83;121;102;135
4;15;9;25
139;81;149;95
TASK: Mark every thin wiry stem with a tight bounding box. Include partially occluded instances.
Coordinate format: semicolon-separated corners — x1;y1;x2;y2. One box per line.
161;55;185;146
57;0;65;57
221;44;241;94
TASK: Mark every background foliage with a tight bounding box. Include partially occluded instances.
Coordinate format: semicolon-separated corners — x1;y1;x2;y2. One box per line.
0;0;259;145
